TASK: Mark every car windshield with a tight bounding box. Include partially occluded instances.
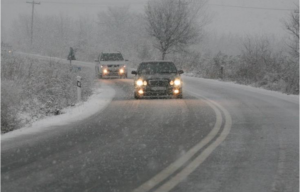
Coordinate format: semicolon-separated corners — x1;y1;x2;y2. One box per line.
138;62;177;75
100;53;124;61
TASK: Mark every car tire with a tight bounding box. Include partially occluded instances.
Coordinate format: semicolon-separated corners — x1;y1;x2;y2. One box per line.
134;92;139;99
176;94;183;99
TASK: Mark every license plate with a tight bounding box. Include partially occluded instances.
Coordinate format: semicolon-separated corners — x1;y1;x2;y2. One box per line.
151;87;166;91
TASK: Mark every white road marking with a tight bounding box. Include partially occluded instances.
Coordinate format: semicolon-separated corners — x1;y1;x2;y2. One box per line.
153;90;232;192
133;91;224;192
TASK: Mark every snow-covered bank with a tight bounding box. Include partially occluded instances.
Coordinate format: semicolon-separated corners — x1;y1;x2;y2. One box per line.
1;84;115;141
183;75;299;104
16;51;95;68
1;52;96;133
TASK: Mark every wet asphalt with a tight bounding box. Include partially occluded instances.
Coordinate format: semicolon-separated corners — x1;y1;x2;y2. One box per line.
2;78;216;192
1;76;299;192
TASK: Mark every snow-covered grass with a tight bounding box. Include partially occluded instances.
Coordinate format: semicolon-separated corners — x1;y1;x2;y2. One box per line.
1;52;95;133
183;75;299;104
184;72;298;96
1;84;115;141
16;52;95;69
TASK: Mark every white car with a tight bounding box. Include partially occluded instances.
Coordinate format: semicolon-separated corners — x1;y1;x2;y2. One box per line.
95;52;128;79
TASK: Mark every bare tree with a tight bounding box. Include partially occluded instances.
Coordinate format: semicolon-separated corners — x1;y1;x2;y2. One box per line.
284;5;299;58
145;0;207;60
98;8;143;48
239;36;276;83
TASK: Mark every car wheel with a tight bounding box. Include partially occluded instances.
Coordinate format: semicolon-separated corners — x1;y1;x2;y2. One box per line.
134;92;139;99
176;94;183;99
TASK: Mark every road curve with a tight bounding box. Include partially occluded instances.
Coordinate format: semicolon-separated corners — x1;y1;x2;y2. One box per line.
1;74;298;192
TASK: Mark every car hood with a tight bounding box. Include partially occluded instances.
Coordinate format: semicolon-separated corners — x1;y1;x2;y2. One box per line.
137;73;180;80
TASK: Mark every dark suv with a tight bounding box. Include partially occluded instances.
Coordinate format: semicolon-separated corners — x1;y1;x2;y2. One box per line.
132;61;184;99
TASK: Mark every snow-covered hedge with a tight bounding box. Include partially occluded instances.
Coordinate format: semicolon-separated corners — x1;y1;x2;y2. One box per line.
1;53;94;133
175;37;299;95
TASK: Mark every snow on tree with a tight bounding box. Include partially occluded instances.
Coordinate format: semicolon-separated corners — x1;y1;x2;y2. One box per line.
284;5;299;59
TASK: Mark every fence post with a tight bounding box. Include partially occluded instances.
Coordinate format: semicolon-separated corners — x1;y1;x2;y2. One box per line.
77;76;82;102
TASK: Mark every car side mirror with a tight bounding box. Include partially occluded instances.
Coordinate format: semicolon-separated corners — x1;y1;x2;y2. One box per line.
125;59;129;61
131;71;137;75
178;70;184;74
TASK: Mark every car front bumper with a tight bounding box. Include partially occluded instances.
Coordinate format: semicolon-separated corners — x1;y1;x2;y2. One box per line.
101;72;127;78
134;86;182;97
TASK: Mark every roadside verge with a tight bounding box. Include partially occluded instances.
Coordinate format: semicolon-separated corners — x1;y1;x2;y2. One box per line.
1;83;115;142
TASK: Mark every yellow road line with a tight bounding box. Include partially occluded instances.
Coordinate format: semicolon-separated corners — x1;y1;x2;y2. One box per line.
153;90;232;192
133;91;224;192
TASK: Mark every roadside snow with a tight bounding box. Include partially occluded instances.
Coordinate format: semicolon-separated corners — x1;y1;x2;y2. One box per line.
1;84;115;141
183;76;299;104
16;51;95;68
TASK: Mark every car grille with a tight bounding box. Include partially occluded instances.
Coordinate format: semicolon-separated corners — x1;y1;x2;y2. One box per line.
149;80;169;87
107;69;119;72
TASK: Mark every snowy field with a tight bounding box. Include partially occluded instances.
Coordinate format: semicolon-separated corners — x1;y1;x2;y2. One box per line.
16;52;95;69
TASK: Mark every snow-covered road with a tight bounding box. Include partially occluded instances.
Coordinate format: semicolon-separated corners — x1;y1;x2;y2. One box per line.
1;64;298;192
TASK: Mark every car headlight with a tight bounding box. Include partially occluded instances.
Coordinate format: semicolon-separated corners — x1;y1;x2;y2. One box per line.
136;80;147;86
173;89;180;94
174;79;181;86
136;80;143;86
103;69;108;74
119;69;124;74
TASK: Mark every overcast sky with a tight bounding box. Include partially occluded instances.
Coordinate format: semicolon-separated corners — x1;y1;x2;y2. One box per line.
1;0;298;39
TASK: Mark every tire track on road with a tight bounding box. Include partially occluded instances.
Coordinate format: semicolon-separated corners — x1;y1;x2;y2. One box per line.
133;89;232;192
